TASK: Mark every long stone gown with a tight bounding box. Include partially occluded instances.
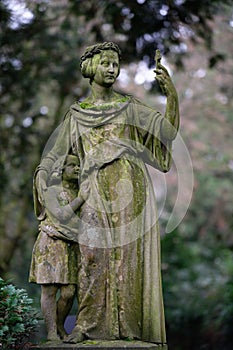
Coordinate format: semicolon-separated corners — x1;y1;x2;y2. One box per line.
37;96;172;344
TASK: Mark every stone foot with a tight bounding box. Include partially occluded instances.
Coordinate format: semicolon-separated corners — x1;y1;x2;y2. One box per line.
45;338;62;345
57;327;68;340
46;333;61;343
63;329;85;343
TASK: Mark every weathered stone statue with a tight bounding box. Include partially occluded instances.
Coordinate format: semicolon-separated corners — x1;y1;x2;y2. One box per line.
32;42;179;347
29;155;89;341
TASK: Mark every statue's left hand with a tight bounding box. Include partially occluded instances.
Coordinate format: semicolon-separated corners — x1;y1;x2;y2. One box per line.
154;64;177;98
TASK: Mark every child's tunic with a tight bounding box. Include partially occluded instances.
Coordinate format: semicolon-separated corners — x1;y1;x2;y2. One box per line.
29;186;79;284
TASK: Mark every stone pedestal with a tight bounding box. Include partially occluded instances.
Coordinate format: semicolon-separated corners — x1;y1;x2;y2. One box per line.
29;340;168;350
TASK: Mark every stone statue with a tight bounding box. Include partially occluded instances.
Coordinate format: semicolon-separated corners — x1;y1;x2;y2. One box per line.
29;155;89;341
33;42;179;347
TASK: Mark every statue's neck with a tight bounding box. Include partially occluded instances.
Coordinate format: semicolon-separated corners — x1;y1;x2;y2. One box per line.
90;83;116;104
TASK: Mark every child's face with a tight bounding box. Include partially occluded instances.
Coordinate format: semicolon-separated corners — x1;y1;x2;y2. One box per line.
63;155;79;182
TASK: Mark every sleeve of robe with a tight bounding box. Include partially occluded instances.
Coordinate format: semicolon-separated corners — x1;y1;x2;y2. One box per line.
33;110;79;220
129;97;174;172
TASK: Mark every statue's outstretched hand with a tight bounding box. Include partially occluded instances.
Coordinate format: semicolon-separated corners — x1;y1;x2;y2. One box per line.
154;50;177;98
154;63;177;97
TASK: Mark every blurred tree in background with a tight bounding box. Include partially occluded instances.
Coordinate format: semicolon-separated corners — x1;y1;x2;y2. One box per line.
0;0;233;348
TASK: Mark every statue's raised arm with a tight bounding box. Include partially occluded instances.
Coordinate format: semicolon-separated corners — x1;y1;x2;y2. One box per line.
154;49;180;140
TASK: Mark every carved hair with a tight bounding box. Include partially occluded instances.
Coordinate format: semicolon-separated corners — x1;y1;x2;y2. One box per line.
80;42;121;79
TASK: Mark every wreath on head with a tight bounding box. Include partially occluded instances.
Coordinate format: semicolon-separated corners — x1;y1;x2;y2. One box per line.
80;42;121;67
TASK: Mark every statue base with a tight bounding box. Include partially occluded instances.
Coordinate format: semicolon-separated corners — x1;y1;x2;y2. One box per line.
29;340;168;350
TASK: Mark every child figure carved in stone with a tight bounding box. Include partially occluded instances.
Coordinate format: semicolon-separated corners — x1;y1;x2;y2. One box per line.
29;154;89;342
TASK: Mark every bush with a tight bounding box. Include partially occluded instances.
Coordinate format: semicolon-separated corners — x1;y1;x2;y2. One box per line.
0;278;39;349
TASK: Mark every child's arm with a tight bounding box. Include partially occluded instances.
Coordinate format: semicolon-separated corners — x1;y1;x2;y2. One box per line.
69;179;90;212
51;179;90;221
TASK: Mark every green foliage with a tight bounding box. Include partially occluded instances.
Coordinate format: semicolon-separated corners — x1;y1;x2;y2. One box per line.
0;0;232;348
0;278;39;349
162;230;233;349
69;0;233;65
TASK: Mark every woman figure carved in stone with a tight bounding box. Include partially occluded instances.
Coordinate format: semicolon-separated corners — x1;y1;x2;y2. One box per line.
36;42;179;347
30;154;89;341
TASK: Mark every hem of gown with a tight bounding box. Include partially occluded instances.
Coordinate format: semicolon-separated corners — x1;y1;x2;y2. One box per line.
29;280;78;285
29;339;168;349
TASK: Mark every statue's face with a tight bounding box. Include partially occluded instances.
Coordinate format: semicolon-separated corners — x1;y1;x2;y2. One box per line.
93;50;119;87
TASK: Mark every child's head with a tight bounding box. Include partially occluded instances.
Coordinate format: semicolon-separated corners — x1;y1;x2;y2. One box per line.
62;155;79;182
48;155;79;185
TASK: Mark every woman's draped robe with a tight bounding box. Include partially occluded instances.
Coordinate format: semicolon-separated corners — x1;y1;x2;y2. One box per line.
37;97;173;344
